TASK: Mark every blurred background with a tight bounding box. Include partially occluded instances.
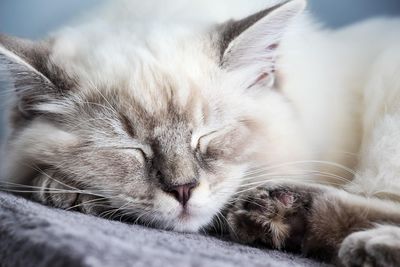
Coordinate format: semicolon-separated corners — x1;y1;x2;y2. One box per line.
1;0;400;138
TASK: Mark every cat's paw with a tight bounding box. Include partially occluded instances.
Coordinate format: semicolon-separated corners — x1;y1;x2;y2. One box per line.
32;174;107;215
226;184;320;251
339;226;400;267
32;174;79;209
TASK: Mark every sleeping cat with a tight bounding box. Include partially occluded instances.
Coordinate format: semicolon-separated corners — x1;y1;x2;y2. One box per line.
1;0;400;265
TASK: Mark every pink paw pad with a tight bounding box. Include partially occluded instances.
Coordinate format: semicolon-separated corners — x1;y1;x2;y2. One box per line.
271;190;295;207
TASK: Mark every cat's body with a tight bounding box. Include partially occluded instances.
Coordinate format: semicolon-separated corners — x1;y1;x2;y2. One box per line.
1;0;400;265
281;17;400;194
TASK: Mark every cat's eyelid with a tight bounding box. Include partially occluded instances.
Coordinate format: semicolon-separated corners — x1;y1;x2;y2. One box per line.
191;129;216;150
99;146;153;159
192;126;235;154
132;147;147;160
123;146;153;159
194;130;218;154
117;147;145;152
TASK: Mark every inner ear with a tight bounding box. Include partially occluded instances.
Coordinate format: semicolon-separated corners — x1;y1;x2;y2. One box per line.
0;34;74;118
216;0;306;89
217;2;286;62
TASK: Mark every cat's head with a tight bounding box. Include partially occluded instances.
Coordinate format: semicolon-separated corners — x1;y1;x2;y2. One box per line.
0;0;306;232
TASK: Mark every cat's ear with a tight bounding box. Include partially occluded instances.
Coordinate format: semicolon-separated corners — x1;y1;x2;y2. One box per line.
218;0;306;89
0;34;73;118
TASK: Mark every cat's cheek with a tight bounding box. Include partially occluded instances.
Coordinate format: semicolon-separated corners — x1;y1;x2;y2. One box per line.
153;190;181;215
188;179;211;209
203;164;247;212
187;180;219;216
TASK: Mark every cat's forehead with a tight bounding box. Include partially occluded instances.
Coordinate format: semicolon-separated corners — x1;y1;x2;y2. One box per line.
48;25;246;134
66;66;213;143
50;24;217;88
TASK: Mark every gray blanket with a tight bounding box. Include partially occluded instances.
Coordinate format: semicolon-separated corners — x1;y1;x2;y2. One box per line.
0;192;330;267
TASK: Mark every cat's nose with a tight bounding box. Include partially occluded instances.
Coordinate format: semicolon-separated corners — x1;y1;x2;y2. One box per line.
166;182;198;206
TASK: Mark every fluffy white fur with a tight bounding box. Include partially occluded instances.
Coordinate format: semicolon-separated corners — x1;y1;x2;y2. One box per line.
2;0;400;234
281;17;400;196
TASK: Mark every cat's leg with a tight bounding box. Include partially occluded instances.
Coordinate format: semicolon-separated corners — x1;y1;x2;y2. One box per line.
226;183;400;265
334;47;400;266
31;170;107;215
339;225;400;267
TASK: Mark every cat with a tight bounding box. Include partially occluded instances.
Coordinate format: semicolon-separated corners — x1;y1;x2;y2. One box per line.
1;0;400;265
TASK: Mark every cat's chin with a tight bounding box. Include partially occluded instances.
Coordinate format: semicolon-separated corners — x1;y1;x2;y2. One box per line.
169;208;214;233
171;217;209;233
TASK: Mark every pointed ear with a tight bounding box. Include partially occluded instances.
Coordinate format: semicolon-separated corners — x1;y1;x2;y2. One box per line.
218;0;306;89
0;34;73;118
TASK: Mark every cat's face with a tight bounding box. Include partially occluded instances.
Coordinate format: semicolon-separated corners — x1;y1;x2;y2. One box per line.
0;0;306;231
29;72;258;232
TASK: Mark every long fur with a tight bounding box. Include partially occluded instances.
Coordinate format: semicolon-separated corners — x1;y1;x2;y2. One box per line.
1;0;400;264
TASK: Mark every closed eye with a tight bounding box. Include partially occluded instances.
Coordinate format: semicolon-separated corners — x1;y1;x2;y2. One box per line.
194;130;221;155
115;147;147;159
96;146;149;160
193;125;237;156
192;124;238;155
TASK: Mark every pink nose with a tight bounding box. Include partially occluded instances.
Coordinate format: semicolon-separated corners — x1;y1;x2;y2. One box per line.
166;182;198;206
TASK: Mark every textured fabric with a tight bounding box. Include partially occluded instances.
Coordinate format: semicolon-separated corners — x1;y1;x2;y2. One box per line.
0;192;330;267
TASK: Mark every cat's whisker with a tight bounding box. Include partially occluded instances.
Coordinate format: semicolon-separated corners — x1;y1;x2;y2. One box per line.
238;197;287;221
0;184;114;199
234;167;357;190
232;179;326;197
25;163;85;192
0;181;66;190
212;211;227;236
131;209;154;225
99;208;120;220
241;168;352;182
210;217;222;236
22;163;119;196
107;199;139;220
0;188;92;194
65;197;110;211
242;160;357;177
236;174;350;188
0;180;115;194
219;211;240;240
119;210;140;223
